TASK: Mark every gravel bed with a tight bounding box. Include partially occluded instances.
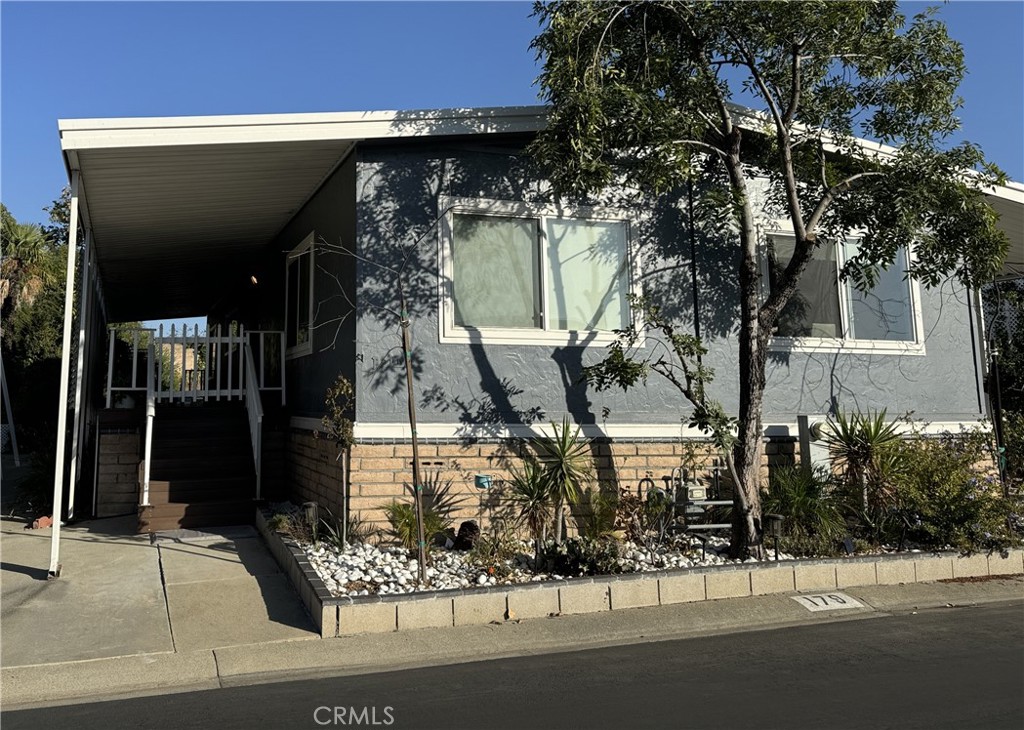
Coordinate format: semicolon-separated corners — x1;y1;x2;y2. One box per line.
302;536;799;598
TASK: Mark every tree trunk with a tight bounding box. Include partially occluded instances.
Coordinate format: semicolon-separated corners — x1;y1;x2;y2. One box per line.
553;495;564;544
725;133;766;560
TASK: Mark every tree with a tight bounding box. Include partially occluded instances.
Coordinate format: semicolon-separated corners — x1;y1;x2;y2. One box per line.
531;0;1009;557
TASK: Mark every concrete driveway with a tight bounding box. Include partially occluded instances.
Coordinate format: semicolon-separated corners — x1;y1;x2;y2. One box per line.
0;515;317;669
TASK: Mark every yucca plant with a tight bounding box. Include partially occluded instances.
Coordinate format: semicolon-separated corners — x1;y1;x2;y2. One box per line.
506;457;553;561
535;416;593;543
406;468;465;522
822;409;903;516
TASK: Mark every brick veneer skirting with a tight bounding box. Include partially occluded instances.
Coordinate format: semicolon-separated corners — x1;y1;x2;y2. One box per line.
285;428;799;531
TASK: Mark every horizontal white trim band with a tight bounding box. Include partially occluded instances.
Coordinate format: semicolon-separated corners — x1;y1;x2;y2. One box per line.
290;418;986;441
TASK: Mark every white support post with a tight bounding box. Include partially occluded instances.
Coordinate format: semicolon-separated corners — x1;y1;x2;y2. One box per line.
142;343;155;506
227;326;234;399
169;324;176;402
192;323;199;400
237;325;243;395
131;329;139;389
204;326;211;400
67;230;93;520
214;324;221;401
49;170;81;578
280;331;286;406
105;326;115;408
259;332;265;388
157;324;164;401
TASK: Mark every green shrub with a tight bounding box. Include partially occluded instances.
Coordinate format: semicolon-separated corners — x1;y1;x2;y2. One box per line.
506;457;553;554
1003;410;1024;484
891;430;1017;552
614;486;674;549
468;520;522;579
320;508;377;549
540;536;622;576
762;466;845;556
574;487;622;541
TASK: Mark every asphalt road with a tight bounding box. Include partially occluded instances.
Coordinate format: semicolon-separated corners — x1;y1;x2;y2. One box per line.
5;601;1022;730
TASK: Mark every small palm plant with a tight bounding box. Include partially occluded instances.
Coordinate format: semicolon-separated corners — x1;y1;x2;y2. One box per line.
762;466;845;554
535;416;593;543
506;457;553;562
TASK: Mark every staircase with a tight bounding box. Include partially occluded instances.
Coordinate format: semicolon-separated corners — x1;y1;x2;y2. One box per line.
138;402;256;533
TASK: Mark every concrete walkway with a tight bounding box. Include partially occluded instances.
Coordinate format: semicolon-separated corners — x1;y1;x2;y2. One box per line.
0;515;317;671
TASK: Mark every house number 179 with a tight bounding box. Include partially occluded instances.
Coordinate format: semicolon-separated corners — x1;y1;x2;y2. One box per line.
791;592;864;611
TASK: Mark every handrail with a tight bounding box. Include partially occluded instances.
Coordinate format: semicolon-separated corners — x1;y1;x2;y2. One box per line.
142;342;155;507
242;341;264;500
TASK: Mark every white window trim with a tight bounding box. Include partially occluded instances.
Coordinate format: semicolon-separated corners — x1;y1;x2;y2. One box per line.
760;226;926;356
437;196;641;346
285;231;315;359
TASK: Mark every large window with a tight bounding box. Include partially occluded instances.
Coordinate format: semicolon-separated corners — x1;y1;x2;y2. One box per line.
441;199;633;344
285;232;314;358
765;233;920;352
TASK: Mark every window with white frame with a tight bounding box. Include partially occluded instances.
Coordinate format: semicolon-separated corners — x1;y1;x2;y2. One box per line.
764;233;920;351
285;232;314;357
440;199;633;344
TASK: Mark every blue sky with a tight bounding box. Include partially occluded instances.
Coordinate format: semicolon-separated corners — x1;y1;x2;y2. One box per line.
2;0;1022;228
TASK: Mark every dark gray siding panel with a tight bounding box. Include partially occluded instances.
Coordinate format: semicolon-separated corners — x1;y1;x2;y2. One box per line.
353;140;984;428
273;153;357;419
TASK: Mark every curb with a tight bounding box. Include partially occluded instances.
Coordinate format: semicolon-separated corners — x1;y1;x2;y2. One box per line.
255;510;1024;638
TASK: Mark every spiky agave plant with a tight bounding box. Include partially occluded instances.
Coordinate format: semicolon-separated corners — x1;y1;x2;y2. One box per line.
535;416;593;543
822;409;903;519
506;457;553;562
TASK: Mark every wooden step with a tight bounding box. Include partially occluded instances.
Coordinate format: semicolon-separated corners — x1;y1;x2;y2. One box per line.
148;460;254;480
147;476;254;502
138;500;255;533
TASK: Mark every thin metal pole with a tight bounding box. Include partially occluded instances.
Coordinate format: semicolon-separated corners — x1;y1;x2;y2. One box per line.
49;170;81;578
105;326;115;408
399;281;427;584
280;332;286;406
67;230;93;520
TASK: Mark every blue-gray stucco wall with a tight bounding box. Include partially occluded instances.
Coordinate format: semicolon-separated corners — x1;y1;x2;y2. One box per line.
300;138;984;428
270;153;357;419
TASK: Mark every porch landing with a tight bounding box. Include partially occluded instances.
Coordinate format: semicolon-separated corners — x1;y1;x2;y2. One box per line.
0;515;317;669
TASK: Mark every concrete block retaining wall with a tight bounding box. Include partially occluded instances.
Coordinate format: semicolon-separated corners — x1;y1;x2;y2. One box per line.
256;510;1023;639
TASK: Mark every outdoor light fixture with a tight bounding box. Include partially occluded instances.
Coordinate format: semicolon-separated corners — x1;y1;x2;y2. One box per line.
474;474;493;490
250;275;259;285
764;513;784;561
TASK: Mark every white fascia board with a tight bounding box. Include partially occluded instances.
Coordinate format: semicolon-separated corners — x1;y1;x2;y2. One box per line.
58;105;548;152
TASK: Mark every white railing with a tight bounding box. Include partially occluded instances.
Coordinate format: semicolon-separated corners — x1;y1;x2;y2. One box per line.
104;323;284;507
105;324;285;406
141;343;155;506
242;342;264;499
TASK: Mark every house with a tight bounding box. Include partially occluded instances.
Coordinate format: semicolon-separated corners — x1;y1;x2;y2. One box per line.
46;106;1024;571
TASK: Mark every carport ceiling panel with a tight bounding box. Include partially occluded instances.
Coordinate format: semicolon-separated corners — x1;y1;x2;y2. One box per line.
78;140;351;259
